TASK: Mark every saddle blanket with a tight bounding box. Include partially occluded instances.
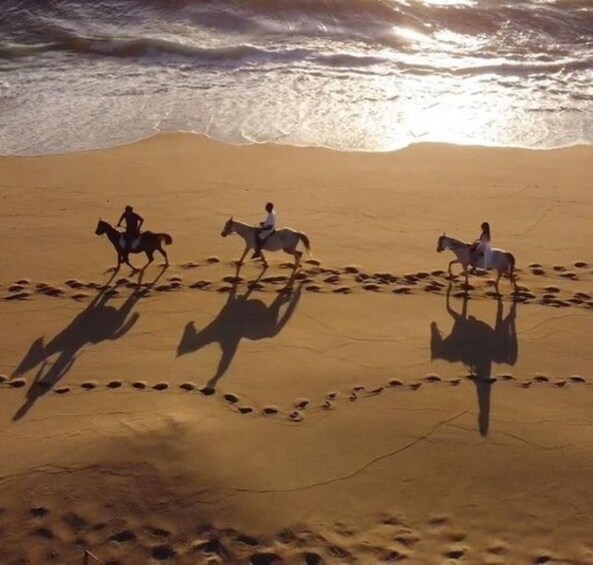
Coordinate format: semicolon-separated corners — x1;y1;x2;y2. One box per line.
119;235;141;251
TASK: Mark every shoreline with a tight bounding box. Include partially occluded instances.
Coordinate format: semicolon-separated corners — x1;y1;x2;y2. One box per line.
3;129;592;159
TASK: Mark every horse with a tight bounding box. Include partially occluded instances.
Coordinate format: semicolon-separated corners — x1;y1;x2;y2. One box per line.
436;233;517;293
221;218;311;269
95;219;172;270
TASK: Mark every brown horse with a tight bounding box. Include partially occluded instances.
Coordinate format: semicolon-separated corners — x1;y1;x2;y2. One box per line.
95;219;172;270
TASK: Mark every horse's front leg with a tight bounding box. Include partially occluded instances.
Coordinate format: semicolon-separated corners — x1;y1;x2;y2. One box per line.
123;253;137;271
236;246;249;266
447;259;458;276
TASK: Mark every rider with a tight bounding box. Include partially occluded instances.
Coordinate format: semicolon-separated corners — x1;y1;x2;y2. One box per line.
252;202;276;259
470;221;492;269
117;205;144;251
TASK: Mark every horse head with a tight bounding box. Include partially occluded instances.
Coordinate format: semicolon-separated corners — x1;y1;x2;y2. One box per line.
95;219;108;236
436;233;447;253
221;217;234;237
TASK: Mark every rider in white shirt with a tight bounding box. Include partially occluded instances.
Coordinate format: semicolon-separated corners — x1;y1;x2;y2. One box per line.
253;202;276;258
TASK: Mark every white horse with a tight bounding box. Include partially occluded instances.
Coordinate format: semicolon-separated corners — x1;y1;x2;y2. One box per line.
221;218;311;268
436;234;517;293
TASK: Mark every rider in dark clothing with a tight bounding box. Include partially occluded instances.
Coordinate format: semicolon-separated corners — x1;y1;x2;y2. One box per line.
117;205;144;250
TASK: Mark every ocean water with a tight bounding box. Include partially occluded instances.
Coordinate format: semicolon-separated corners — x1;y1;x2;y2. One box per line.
0;0;592;155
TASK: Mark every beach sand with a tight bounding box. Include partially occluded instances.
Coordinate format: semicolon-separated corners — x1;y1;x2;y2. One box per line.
1;135;592;564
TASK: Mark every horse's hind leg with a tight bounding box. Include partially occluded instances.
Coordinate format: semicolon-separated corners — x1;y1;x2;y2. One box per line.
157;245;169;266
287;248;302;269
144;250;154;269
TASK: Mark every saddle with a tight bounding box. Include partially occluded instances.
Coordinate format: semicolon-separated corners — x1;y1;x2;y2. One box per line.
119;234;141;251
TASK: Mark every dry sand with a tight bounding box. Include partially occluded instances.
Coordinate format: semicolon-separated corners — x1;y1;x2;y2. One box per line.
1;135;592;564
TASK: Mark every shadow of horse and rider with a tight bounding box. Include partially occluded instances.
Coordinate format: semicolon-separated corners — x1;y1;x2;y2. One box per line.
177;269;303;391
430;284;518;436
11;268;168;421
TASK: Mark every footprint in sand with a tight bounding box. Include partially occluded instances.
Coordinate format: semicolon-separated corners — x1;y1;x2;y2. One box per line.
305;285;322;292
207;256;220;264
424;373;442;383
132;381;147;389
294;398;310;409
388;379;403;387
362;283;381;292
449;379;461;386
262;406;279;416
409;383;422;390
533;374;549;383
81;381;97;390
444;548;466;560
301;552;323;565
236;534;259;547
344;265;360;274
393;287;412;294
29;507;49;518
152;382;169;391
6;291;30;301
497;373;514;381
32;527;54;539
179;382;196;391
152;544;175;561
200;387;216;396
574;260;589;268
223;393;240;404
110;530;136;543
289;410;304;422
54;386;70;394
531;268;546;276
9;378;26;389
239;406;254;414
106;380;122;389
333;286;352;294
190;280;211;289
322;400;335;410
569;375;586;383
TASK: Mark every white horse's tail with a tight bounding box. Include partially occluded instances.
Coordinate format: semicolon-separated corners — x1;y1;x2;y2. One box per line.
506;252;516;282
297;232;312;254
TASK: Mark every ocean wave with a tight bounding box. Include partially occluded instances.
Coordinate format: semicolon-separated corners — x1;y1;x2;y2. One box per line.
0;35;312;66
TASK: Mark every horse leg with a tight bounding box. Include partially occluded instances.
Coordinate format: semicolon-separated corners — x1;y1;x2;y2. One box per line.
448;259;456;275
237;246;249;266
495;270;502;294
144;250;154;269
293;250;303;269
260;251;269;269
123;253;136;271
157;245;169;266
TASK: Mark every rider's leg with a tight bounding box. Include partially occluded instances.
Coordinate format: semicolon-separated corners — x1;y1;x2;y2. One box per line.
252;229;263;258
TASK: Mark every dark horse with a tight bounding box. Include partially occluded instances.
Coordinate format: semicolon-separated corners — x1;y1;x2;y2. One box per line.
95;219;172;270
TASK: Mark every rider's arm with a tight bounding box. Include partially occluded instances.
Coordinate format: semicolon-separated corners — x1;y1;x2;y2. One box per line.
137;214;144;230
117;213;125;227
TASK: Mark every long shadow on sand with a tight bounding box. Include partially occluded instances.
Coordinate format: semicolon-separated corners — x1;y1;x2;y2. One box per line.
177;270;303;391
11;268;164;421
430;284;518;436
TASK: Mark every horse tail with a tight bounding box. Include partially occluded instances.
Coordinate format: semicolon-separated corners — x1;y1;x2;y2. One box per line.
505;252;515;281
158;233;173;246
297;232;311;254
